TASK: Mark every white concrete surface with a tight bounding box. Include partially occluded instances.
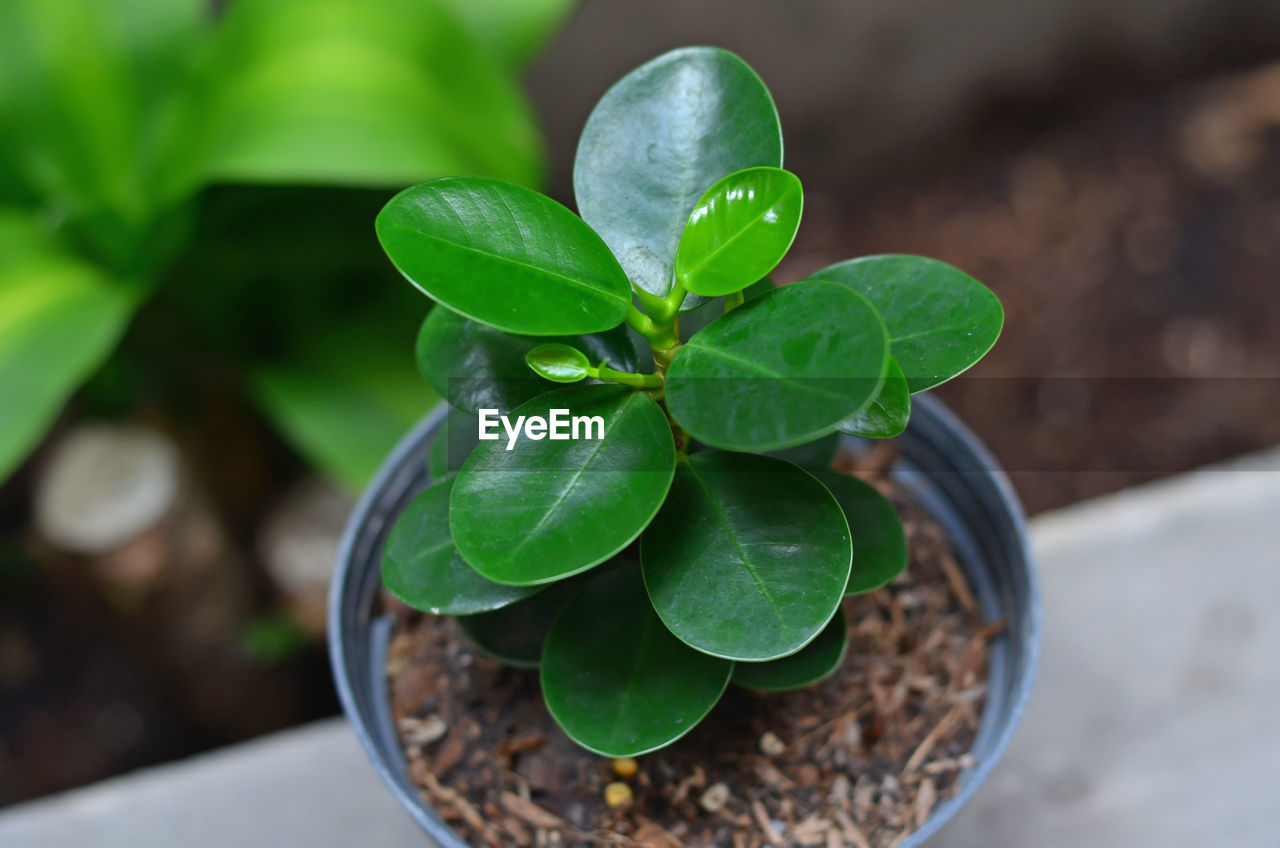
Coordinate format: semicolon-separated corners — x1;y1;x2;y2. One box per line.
2;448;1278;847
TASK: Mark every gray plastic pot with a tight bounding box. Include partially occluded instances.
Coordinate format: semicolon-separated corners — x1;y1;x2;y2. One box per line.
329;394;1041;847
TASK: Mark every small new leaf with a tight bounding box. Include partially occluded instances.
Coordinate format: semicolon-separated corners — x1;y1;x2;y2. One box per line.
525;343;590;383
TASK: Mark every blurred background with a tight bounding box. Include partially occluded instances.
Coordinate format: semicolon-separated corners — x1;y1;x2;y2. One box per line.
2;0;1279;809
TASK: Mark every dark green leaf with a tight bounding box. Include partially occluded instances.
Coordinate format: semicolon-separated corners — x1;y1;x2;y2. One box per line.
541;566;732;756
416;306;645;416
458;575;583;668
451;385;675;585
836;357;911;439
187;0;545;190
378;177;632;335
525;343;590;383
641;452;851;661
732;608;848;692
764;431;840;470
574;47;783;299
428;407;481;478
678;277;774;341
666;281;889;450
676;167;802;297
383;477;539;615
813;471;909;595
804;255;1003;393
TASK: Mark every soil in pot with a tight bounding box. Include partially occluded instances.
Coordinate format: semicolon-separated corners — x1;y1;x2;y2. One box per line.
385;448;996;848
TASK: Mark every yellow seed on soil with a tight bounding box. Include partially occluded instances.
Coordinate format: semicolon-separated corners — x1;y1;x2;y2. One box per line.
611;757;638;779
604;781;633;807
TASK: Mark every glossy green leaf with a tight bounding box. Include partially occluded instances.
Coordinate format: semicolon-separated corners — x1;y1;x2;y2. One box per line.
188;0;545;190
378;177;632;335
805;255;1003;393
541;565;732;756
764;431;840;470
459;576;583;668
641;452;851;661
675;167;802;297
813;471;909;595
416;305;645;415
836;357;911;439
383;477;539;615
428;407;481;478
436;0;577;69
251;320;439;491
574;47;783;299
678;276;774;341
666;281;889;451
451;385;675;585
525;343;589;384
732;608;848;692
0;210;135;480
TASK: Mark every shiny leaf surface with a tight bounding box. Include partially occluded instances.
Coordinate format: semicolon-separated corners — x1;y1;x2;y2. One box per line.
641;452;851;661
805;255;1003;393
541;566;732;756
675;167;802;297
813;471;909;595
574;47;782;299
382;477;539;615
836;356;911;439
666;281;889;450
378;177;632;335
732;608;848;692
451;385;675;585
525;343;590;383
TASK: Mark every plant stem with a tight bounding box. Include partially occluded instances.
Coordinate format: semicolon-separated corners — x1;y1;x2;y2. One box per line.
591;363;663;390
625;304;678;349
725;289;745;312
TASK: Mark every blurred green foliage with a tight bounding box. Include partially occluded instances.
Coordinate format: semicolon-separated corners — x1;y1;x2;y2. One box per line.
0;0;573;487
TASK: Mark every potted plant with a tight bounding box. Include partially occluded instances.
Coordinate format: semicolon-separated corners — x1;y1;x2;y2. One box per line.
332;47;1039;847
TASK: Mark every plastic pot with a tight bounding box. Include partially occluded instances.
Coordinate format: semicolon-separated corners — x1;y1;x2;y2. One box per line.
329;394;1041;847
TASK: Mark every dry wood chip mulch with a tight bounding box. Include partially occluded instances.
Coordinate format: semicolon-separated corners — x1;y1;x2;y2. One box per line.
386;450;996;848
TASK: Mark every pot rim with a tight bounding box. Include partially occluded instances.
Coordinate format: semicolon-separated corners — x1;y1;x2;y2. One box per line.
329;394;1041;848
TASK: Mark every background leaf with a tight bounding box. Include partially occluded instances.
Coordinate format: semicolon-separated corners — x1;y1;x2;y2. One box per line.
0;210;135;480
459;575;584;668
732;608;848;692
676;167;802;297
641;451;851;661
451;385;675;585
836;356;911;439
428;406;481;478
813;471;909;595
573;47;783;299
436;0;577;70
666;281;889;450
541;566;732;757
186;0;545;190
805;255;1003;393
383;477;539;615
378;177;632;335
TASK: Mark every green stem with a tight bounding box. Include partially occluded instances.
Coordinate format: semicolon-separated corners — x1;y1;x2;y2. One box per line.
725;289;744;313
625;304;678;349
590;363;663;390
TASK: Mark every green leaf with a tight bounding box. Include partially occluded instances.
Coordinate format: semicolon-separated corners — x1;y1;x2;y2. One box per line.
574;47;783;300
416;305;645;415
641;452;851;661
541;566;732;756
435;0;577;69
187;0;545;190
525;343;589;384
676;167;802;297
383;477;539;615
764;431;840;470
459;576;584;668
805;255;1003;393
813;471;909;595
378;177;632;336
428;407;481;478
666;281;889;451
678;276;774;341
0;210;135;481
732;608;848;692
251;320;439;491
451;385;675;585
836;356;911;439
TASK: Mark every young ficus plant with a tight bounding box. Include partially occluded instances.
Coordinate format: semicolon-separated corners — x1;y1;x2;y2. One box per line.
377;47;1003;757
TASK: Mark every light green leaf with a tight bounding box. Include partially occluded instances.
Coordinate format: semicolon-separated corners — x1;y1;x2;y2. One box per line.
805;255;1003;393
574;47;783;299
676;167;802;297
451;385;675;585
0;210;134;480
436;0;577;69
836;356;911;439
641;451;852;661
378;177;632;335
541;565;732;756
